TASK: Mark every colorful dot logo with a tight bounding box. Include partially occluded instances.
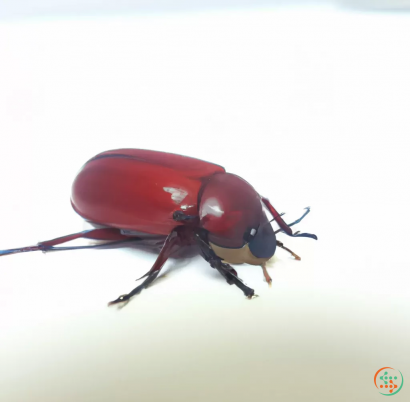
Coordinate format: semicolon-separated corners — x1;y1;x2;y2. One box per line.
374;367;404;396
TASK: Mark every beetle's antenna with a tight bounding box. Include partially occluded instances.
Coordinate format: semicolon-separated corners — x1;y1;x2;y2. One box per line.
269;212;285;224
274;207;311;234
261;197;317;240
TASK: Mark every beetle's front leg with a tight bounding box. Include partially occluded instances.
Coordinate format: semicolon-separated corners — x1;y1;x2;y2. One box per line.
212;259;256;299
195;232;256;299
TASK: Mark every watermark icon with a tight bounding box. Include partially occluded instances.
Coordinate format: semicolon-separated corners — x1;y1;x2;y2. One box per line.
374;367;404;396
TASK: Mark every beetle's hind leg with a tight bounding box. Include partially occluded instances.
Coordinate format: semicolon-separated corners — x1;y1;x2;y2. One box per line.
0;228;137;256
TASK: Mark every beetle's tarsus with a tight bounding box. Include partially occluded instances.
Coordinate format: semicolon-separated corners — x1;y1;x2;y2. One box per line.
218;262;255;297
109;270;160;305
108;227;185;306
108;294;130;306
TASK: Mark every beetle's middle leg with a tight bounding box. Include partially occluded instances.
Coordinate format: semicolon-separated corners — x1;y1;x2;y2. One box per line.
108;227;183;306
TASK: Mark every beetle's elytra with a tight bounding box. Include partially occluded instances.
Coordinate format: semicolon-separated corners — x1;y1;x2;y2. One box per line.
0;149;317;305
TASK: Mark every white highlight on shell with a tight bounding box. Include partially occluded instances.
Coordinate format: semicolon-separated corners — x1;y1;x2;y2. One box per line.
200;197;224;218
181;204;195;210
163;187;188;204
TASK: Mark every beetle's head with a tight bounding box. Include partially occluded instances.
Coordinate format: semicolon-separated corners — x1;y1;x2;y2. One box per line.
199;173;276;265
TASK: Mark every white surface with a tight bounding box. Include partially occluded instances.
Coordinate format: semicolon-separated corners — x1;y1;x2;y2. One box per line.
0;6;409;402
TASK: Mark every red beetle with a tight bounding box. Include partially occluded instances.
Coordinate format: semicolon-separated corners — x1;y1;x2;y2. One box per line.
0;149;317;304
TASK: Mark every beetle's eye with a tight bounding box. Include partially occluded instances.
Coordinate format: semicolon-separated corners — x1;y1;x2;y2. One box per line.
243;227;257;243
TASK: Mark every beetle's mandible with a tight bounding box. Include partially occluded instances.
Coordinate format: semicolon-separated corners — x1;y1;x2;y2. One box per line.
0;149;317;305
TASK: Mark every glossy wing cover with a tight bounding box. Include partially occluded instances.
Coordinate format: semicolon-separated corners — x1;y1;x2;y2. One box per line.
71;149;225;235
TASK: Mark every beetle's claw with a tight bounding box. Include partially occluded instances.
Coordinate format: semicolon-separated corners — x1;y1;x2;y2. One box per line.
108;294;130;306
245;288;258;299
135;272;149;281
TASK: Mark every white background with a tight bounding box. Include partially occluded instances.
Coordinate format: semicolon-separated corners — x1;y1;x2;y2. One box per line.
0;3;409;401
